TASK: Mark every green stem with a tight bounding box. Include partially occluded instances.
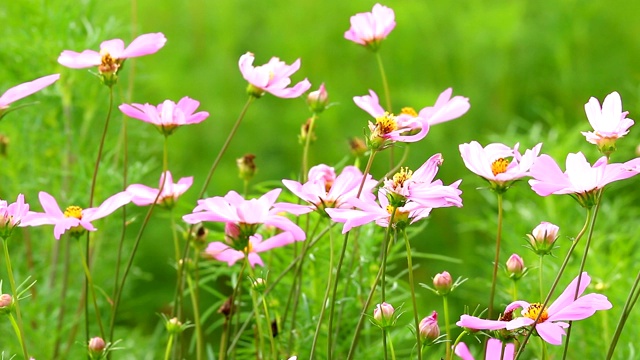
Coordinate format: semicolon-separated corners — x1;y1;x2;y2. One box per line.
247;261;266;358
76;238;105;339
302;112;319;182
539;255;545;301
2;238;29;359
53;238;71;359
540;337;548;360
514;207;593;360
607;269;640;359
223;257;248;358
403;230;422;360
512;280;518;302
186;258;204;360
443;295;452;360
387;329;396;360
164;333;175;360
260;291;277;359
451;331;467;356
375;51;392;113
488;192;504;319
310;222;334;357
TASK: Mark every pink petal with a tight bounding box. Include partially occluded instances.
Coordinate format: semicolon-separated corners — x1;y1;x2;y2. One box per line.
38;191;65;218
548;272;590;315
57;50;102;68
121;33;167;58
456;315;507;331
453;342;475;360
84;191;131;221
535;322;566;346
353;90;385;118
0;74;60;107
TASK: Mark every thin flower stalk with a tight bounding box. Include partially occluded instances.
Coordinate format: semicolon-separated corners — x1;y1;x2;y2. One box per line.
2;238;29;359
302;112;319;182
488;192;504;319
186;255;204;360
52;239;71;358
310;221;334;357
328;149;377;359
606;269;640;359
247;261;268;357
514;208;593;359
220;258;248;360
443;294;452;360
403;229;423;360
76;236;105;339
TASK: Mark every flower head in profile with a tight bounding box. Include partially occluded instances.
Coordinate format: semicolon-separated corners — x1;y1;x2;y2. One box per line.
276;164;377;216
456;272;612;345
344;3;395;51
459;141;542;192
58;33;167;85
418;88;471;126
183;189;305;267
581;91;633;155
454;339;514;360
0;194;31;239
239;52;311;99
419;311;440;344
0;74;60;121
119;97;209;136
528;152;638;208
22;191;132;239
354;90;428;150
127;171;193;208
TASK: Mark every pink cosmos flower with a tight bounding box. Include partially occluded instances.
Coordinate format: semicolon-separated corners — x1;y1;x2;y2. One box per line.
0;194;31;238
418;88;471;126
344;3;395;50
183;189;305;266
456;272;612;345
238;52;311;98
581;91;633;148
528;152;638;207
127;171;193;207
459;141;542;190
58;32;167;72
22;191;132;239
276;164;377;215
0;74;60;117
454;339;514;360
119;97;209;136
354;90;428;147
205;232;294;267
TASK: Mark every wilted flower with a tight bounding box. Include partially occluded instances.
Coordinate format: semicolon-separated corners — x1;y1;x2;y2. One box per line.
581;91;634;155
126;171;192;208
454;339;515;360
526;222;559;255
433;271;453;295
0;74;60;120
307;83;329;113
456;272;612;345
238;52;311;98
344;3;395;51
528;152;638;208
22;191;131;239
506;254;526;280
419;311;440;343
459;141;542;192
119;97;209;136
373;302;395;328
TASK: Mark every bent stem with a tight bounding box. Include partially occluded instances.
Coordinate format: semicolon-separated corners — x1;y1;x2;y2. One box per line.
514;207;593;360
488;192;504;319
402;230;422;360
2;238;29;359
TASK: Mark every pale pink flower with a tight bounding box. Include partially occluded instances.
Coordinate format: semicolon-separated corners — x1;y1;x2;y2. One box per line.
418;88;471;126
528;152;638;207
459;141;542;190
454;339;514;360
276;164;377;215
0;74;60;115
22;191;132;239
127;171;193;207
205;233;294;267
0;194;31;238
238;52;311;98
581;91;633;147
354;90;428;147
456;272;612;345
58;32;167;71
119;97;209;135
344;3;395;50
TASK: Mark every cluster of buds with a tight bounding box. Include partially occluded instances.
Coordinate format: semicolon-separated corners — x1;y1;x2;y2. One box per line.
527;222;560;256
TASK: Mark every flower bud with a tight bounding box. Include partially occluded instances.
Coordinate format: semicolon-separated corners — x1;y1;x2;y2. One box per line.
166;317;183;334
307;83;328;113
419;311;440;343
527;222;559;255
506;254;526;280
433;271;453;296
299;118;317;144
349;137;367;157
88;337;106;354
252;278;267;293
0;294;13;315
237;154;257;182
373;302;395;328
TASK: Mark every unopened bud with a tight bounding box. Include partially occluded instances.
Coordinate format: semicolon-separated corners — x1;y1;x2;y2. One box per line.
373;302;395;328
299;118;317;144
166;317;183;334
237;154;257;182
0;294;13;314
419;311;440;343
349;137;367;157
527;222;559;255
433;271;453;296
88;337;106;353
307;83;328;113
252;278;267;293
506;254;526;280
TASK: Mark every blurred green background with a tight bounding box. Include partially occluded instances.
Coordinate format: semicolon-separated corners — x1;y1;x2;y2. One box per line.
3;0;640;358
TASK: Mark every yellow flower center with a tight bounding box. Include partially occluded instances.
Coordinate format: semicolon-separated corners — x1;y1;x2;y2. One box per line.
243;240;254;254
392;167;413;188
99;49;120;74
63;206;83;220
523;303;549;323
400;107;418;117
374;112;398;135
386;205;410;223
491;158;510;176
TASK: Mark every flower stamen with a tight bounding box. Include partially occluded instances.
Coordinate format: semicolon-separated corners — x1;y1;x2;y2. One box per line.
374;112;398;135
63;206;83;220
523;303;549;323
400;107;418;117
491;158;510;176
